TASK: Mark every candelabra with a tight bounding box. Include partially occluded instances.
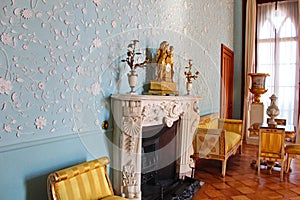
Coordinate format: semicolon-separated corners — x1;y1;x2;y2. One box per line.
121;40;149;94
184;59;199;95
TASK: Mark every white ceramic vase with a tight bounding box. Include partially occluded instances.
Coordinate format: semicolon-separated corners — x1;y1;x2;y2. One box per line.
266;94;280;125
127;71;138;94
186;82;192;95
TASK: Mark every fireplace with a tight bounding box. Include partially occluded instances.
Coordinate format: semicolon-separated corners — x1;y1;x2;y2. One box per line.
111;94;200;199
141;121;178;199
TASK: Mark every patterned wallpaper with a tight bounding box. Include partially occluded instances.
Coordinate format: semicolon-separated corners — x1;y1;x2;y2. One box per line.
0;0;234;147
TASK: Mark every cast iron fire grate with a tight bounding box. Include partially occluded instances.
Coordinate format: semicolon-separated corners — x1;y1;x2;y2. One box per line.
142;176;204;200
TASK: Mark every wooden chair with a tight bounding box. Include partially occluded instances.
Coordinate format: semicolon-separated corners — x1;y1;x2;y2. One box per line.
285;116;300;173
257;127;286;181
285;144;300;173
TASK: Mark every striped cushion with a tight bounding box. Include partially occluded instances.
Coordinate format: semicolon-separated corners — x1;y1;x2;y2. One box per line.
51;158;115;200
219;119;243;134
225;131;241;153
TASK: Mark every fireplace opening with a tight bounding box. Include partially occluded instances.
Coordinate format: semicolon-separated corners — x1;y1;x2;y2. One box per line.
141;120;179;200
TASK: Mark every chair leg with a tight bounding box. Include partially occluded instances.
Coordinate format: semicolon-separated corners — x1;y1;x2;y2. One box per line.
222;160;227;177
280;159;285;181
285;155;292;173
257;158;261;176
267;161;275;175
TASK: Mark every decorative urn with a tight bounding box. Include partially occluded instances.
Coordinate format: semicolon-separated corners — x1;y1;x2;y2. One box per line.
266;94;280;126
248;73;269;103
127;70;138;94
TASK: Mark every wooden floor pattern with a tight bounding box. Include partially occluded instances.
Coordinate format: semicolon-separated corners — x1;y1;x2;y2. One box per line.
192;143;300;200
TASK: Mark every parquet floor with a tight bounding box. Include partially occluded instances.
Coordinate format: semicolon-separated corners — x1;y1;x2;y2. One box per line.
192;143;300;200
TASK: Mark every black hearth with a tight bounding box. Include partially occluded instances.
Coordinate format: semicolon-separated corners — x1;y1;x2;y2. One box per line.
141;121;179;199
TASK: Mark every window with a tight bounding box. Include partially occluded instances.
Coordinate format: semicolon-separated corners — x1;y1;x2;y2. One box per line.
256;1;299;126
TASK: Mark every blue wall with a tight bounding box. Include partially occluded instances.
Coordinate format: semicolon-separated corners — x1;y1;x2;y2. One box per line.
0;0;234;199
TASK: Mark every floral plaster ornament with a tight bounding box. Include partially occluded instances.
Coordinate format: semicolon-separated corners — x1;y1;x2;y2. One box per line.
21;8;32;19
11;92;17;102
22;44;28;50
0;77;13;95
35;12;42;18
38;82;45;90
93;0;101;6
1;32;12;45
111;20;117;28
3;124;11;132
13;8;20;16
91;82;102;96
92;38;101;48
16;131;21;137
38;67;44;74
82;8;87;15
1;103;6;111
35;116;47;129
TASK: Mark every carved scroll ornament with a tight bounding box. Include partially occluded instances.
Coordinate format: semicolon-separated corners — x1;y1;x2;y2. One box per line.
160;101;184;127
141;100;184;127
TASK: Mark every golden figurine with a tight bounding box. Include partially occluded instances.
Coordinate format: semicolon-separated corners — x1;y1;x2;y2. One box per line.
155;41;169;81
148;41;178;95
166;45;175;82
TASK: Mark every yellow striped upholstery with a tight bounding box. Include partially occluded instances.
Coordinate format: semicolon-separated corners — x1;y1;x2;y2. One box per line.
47;157;128;200
257;127;286;181
225;132;241;153
260;132;284;158
218;119;243;135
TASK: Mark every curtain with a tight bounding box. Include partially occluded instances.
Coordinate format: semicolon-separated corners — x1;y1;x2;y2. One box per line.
243;0;257;138
256;1;299;133
296;0;300;144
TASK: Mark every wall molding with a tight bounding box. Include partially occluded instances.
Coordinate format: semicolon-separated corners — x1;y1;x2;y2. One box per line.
0;129;112;153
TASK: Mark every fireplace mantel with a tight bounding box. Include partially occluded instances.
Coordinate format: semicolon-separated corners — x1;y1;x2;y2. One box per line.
111;94;200;199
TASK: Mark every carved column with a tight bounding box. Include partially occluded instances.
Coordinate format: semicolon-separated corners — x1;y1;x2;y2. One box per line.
111;97;142;199
176;100;200;178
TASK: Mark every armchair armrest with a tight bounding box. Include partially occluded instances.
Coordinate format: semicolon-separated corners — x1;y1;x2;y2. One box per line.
218;119;243;137
193;128;225;157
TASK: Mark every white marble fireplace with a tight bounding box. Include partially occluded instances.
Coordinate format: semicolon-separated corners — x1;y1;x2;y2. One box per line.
111;94;200;199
